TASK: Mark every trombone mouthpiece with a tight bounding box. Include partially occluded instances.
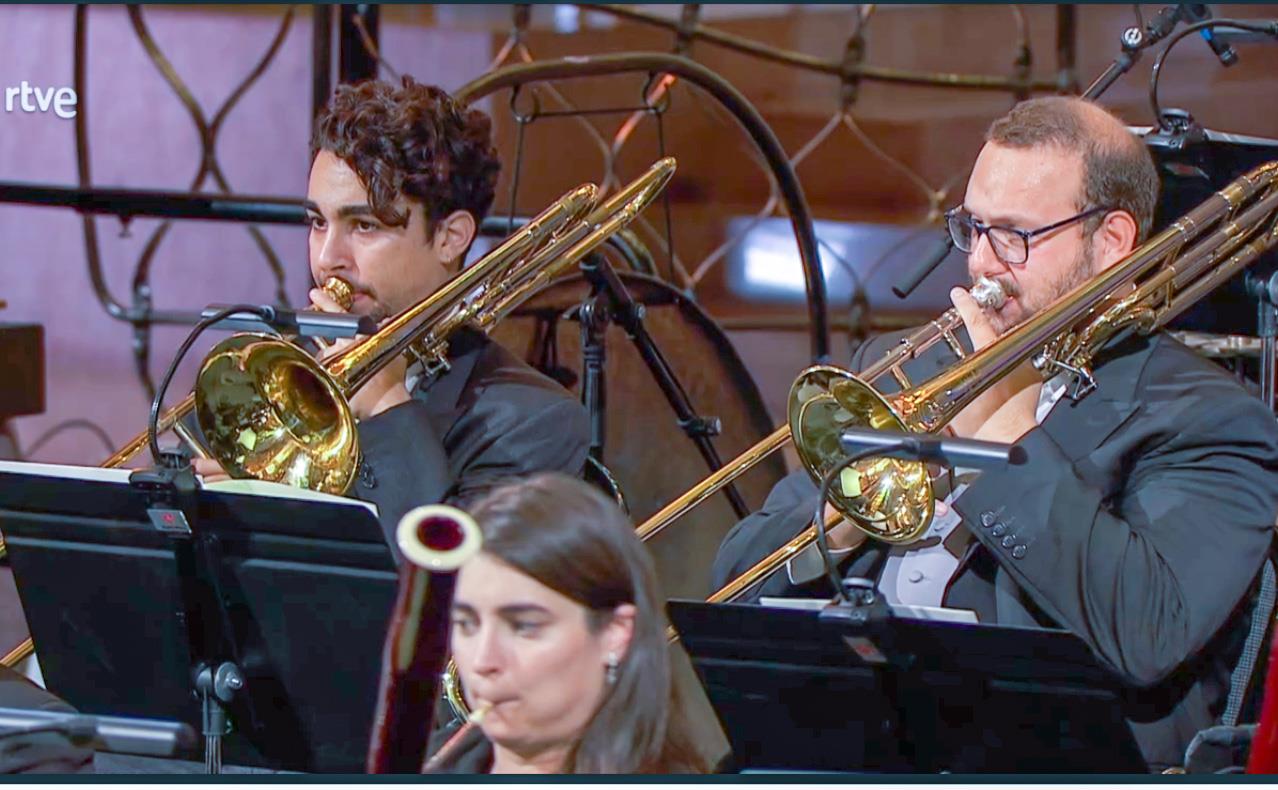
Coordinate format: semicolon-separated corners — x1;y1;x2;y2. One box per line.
970;276;1008;310
320;277;355;311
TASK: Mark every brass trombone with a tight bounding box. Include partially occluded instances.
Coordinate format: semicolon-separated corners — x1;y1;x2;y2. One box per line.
184;157;673;495
647;160;1278;605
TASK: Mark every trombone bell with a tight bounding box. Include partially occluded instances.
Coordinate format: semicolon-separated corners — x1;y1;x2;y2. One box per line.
789;365;934;544
194;334;359;495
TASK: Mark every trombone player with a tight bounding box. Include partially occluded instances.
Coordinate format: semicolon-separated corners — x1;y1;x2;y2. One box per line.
712;96;1278;771
195;77;590;547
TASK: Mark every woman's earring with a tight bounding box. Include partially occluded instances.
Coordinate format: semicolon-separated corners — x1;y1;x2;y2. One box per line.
605;651;619;685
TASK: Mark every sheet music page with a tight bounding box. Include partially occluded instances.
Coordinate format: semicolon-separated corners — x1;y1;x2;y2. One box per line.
758;596;978;624
0;461;379;518
203;478;379;517
0;460;132;484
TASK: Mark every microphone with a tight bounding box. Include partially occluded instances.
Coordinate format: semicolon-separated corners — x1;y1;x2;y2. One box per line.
1180;5;1240;65
891;235;955;300
838;427;1027;470
200;304;376;339
0;707;195;758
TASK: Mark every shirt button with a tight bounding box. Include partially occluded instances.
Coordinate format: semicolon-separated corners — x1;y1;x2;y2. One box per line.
1001;535;1018;549
907;570;925;583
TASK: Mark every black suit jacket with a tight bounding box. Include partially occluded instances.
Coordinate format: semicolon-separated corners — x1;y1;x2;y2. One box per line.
711;329;1278;770
352;326;590;552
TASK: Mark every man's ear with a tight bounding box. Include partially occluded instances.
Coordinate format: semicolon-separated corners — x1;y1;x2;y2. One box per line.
602;603;637;662
1094;209;1139;272
432;209;478;270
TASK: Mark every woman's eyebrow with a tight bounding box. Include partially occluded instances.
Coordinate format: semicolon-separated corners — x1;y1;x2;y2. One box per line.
496;604;552;618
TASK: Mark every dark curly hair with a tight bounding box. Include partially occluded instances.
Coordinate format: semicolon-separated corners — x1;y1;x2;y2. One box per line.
311;77;501;239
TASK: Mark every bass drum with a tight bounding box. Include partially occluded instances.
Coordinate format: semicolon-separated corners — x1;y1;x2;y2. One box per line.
491;271;788;599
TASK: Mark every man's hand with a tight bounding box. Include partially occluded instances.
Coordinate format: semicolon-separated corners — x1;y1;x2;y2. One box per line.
946;287;1041;443
309;286;411;421
193;457;230;483
824;501;869;552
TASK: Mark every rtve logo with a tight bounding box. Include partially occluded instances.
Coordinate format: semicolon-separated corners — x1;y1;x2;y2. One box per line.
4;81;77;120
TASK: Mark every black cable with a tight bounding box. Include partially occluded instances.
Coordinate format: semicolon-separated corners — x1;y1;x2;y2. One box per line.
1149;18;1278;128
21;418;116;460
148;304;275;465
813;234;869;343
813;444;909;603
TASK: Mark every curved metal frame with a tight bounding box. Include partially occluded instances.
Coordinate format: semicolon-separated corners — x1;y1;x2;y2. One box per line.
578;4;1069;94
457;52;832;364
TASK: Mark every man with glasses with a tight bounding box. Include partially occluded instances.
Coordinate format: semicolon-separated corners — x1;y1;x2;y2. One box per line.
712;96;1278;771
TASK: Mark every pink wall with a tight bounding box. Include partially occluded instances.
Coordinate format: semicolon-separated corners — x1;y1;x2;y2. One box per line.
0;5;491;464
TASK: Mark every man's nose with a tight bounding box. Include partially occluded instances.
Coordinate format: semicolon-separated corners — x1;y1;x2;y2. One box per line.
313;226;354;277
967;230;1007;277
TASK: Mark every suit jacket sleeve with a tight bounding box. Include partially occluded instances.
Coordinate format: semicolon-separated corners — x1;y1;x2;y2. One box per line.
953;393;1278;688
354;399;454;539
443;395;590;508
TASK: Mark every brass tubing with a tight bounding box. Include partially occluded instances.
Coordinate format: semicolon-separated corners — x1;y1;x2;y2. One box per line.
634;278;999;543
669;509;841;644
636;426;788;543
0;638;32;669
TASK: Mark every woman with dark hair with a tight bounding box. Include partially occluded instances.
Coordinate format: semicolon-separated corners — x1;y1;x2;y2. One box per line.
428;473;708;774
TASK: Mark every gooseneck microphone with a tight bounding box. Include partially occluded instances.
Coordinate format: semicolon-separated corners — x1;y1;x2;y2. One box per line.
891;235;955;300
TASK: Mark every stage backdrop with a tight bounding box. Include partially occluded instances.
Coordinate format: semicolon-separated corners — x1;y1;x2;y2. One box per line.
0;5;491;464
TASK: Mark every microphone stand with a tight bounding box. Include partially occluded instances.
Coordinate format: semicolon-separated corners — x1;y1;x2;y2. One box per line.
1083;4;1191;101
572;255;750;520
1247;267;1278;412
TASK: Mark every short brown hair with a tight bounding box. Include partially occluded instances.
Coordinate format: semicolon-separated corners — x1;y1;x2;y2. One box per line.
466;474;708;774
311;77;501;237
986;96;1160;241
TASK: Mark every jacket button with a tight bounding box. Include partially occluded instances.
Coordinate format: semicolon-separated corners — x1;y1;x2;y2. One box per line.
1011;545;1027;559
991;523;1006;537
1001;535;1017;549
980;511;996;527
358;461;377;489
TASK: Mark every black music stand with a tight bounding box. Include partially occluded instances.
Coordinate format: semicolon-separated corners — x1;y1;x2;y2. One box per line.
0;463;399;773
669;600;1148;774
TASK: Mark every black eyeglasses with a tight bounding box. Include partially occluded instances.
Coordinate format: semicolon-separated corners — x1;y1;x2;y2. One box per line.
945;205;1110;266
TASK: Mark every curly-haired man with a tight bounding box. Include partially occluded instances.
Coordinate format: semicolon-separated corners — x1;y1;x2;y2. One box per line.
197;77;589;550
